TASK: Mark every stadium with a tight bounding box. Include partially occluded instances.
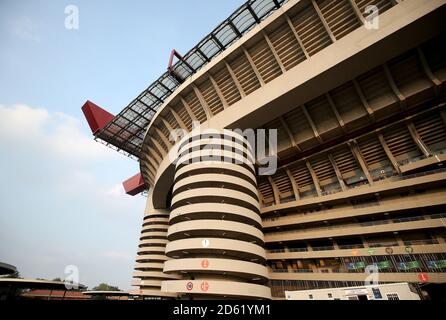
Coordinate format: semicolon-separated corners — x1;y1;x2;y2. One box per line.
82;0;446;299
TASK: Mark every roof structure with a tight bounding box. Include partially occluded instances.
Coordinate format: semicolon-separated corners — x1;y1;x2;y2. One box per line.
21;290;91;300
82;290;129;296
122;173;145;195
0;278;87;290
0;262;17;275
88;0;289;159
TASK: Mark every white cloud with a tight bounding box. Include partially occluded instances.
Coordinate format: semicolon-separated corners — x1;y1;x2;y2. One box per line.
107;183;126;197
0;104;111;163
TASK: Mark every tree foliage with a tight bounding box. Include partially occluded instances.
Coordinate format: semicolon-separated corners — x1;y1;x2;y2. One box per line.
92;283;120;291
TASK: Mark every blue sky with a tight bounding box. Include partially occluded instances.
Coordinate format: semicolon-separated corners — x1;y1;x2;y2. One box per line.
0;0;245;290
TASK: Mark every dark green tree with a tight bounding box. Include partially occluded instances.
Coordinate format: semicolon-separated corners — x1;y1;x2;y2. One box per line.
92;283;120;291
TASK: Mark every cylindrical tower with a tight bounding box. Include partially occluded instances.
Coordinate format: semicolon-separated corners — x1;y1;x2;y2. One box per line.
161;130;271;299
131;196;179;299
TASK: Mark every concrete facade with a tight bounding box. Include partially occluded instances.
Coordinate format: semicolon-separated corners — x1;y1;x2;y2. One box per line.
285;282;420;300
127;0;446;299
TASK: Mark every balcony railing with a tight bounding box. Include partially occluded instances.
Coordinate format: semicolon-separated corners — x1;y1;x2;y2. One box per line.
338;244;365;249
262;161;446;211
288;247;308;252
403;239;439;246
267;240;442;254
267;213;446;238
312;246;335;252
368;242;399;248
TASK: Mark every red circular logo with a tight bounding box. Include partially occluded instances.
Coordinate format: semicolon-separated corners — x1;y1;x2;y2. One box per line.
418;273;429;283
186;281;193;291
200;281;209;292
201;259;209;268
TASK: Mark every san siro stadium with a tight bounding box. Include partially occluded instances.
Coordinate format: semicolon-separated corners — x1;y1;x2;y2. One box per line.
82;0;446;299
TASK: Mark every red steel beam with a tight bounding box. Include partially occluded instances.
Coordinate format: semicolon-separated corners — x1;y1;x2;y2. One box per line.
81;100;114;135
122;173;145;196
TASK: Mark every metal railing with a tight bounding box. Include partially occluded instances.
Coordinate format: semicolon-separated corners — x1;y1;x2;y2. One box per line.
338;244;365;249
267;213;446;237
94;0;289;158
267;240;443;254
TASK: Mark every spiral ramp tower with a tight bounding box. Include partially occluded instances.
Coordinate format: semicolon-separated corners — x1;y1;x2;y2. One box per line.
161;130;271;299
130;197;179;298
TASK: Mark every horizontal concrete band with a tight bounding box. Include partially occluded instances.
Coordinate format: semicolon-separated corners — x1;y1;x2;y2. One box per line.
263;190;446;228
140;231;168;239
176;150;255;170
177;130;254;152
170;202;262;227
133;270;181;280
142;222;168;229
137;246;166;254
141;224;169;232
143;217;169;224
143;213;169;220
165;238;267;261
178;138;254;158
269;272;446;283
134;262;165;270
266;243;446;260
135;254;169;262
175;160;256;182
174;170;256;196
129;288;178;298
139;239;168;247
176;146;255;166
173;173;259;198
171;188;260;211
163;258;269;280
161;280;271;299
265;219;446;242
167;219;264;243
261;172;446;214
136;280;163;287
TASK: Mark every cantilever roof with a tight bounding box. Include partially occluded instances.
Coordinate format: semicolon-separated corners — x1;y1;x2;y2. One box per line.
0;262;17;275
93;0;288;159
82;290;129;296
0;278;87;290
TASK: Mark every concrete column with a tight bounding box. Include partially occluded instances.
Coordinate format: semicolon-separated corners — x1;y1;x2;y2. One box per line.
161;129;271;299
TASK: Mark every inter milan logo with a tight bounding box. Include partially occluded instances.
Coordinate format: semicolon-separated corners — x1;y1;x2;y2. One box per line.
200;281;209;292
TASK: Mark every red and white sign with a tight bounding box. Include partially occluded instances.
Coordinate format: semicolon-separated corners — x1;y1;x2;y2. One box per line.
201;259;209;268
418;273;429;283
200;281;209;292
186;281;194;291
